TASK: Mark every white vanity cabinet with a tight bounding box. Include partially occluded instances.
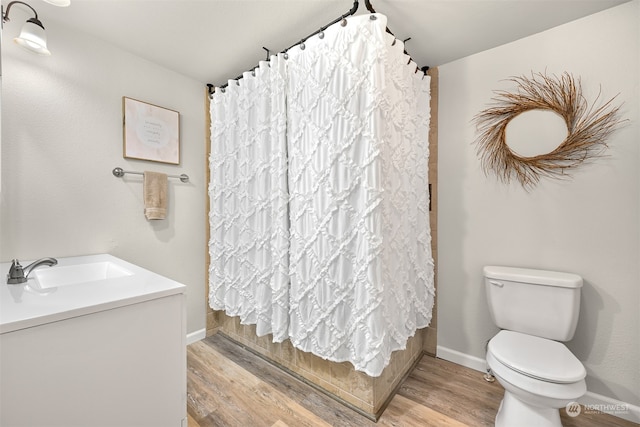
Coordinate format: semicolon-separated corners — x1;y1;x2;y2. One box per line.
0;254;187;427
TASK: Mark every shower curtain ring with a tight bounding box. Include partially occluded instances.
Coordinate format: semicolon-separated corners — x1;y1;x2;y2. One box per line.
318;30;325;39
341;18;347;27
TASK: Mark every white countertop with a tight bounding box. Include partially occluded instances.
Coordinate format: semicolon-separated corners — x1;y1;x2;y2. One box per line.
1;254;186;334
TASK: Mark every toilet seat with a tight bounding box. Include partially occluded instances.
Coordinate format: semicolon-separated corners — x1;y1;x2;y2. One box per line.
488;330;586;383
487;348;587;404
487;337;587;404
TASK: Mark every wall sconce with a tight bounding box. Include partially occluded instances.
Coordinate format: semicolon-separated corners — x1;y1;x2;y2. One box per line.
1;0;70;56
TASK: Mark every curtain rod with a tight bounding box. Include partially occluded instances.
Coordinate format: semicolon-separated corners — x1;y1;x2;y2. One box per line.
206;0;427;96
211;0;357;92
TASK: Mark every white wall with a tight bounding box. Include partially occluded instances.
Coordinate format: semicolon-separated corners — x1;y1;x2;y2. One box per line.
438;0;639;410
0;20;206;335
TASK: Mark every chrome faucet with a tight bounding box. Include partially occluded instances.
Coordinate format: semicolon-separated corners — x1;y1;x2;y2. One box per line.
6;258;58;284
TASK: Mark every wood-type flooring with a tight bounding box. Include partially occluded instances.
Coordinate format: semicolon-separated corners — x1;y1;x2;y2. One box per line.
187;334;637;427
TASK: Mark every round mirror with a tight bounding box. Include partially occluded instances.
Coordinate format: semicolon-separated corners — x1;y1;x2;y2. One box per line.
473;72;624;189
505;110;568;158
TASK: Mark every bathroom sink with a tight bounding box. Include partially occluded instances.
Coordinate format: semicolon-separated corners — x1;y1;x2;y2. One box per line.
32;261;134;289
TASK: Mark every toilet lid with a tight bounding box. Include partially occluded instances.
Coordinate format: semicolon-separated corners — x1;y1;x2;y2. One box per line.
489;330;586;384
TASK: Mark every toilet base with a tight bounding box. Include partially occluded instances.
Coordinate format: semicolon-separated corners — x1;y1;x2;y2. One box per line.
496;390;562;427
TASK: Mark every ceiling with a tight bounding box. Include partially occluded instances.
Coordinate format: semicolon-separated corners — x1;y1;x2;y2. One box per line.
20;0;629;85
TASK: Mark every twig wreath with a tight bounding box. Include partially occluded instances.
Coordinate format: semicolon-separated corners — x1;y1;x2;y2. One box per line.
473;72;625;189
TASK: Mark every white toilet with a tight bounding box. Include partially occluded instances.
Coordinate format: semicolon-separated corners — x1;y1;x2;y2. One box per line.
484;266;587;427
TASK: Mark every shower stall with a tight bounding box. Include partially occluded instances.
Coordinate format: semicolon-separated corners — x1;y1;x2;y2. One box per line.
206;10;438;419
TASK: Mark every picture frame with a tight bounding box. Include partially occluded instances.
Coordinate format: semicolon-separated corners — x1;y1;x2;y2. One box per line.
122;97;180;164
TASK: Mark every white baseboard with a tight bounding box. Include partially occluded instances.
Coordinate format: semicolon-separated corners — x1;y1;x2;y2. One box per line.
578;391;640;423
436;345;639;424
436;345;487;373
186;328;206;345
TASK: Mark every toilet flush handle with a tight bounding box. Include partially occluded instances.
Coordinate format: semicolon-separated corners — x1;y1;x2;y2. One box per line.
489;280;504;288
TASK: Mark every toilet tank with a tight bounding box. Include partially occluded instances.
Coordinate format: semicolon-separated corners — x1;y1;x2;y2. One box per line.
484;266;583;342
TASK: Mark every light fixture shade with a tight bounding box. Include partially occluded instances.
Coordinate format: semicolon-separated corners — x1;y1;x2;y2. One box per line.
14;18;51;55
42;0;70;6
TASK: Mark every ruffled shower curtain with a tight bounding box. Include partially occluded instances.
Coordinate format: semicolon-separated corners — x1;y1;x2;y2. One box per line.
209;57;290;342
209;13;434;377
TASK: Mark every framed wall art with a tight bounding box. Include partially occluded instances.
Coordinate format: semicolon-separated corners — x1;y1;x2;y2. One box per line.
123;97;180;164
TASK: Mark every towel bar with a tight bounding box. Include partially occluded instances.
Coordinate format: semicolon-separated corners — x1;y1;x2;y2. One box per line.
112;167;189;183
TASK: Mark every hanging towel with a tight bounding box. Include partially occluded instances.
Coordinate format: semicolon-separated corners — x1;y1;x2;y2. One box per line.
143;171;168;220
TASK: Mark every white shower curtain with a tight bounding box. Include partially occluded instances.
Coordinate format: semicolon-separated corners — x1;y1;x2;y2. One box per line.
209;57;290;342
210;13;434;377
